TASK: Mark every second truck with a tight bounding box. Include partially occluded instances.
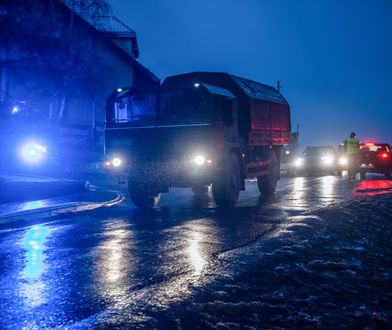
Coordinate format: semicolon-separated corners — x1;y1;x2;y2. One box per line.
104;72;291;207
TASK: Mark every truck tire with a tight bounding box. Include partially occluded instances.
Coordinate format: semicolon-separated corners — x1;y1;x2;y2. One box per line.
212;153;240;207
130;193;160;208
257;151;278;195
191;185;209;197
129;181;161;208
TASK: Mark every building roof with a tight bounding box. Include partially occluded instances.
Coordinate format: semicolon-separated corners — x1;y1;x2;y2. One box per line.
56;1;157;85
91;16;136;37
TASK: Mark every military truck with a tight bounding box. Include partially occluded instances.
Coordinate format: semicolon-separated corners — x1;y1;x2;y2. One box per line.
104;72;291;207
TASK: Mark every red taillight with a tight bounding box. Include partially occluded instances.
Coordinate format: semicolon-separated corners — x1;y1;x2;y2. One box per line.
381;153;389;159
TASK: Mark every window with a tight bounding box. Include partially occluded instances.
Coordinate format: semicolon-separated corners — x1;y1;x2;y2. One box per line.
112;93;156;126
360;144;384;153
159;89;212;124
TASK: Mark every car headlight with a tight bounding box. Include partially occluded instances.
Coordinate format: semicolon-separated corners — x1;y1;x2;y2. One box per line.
339;156;348;166
294;158;304;167
321;155;334;165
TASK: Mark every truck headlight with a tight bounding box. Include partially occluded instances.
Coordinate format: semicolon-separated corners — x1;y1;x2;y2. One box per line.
194;155;206;166
112;157;122;167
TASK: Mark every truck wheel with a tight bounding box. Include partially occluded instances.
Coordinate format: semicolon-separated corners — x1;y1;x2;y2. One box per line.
130;193;160;208
212;153;240;207
258;151;278;195
129;182;161;208
191;185;209;197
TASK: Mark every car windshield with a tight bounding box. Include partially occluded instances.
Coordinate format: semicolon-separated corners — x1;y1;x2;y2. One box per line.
360;144;385;153
303;147;334;157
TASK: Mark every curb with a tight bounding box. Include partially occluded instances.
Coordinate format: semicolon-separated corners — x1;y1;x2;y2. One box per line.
0;180;89;204
0;190;124;224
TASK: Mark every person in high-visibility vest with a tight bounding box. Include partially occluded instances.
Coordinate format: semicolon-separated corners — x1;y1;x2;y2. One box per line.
344;132;360;179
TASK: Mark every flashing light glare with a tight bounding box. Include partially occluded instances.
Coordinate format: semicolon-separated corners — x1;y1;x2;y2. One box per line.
285;150;290;155
22;143;47;162
112;157;122;167
365;143;374;146
28;148;38;156
194;155;206;165
381;153;389;159
339;156;348;166
322;155;334;165
193;83;200;88
294;158;304;167
117;88;123;93
11;105;20;114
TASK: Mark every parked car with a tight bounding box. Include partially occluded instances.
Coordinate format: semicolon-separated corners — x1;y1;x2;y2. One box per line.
292;146;339;176
359;142;392;179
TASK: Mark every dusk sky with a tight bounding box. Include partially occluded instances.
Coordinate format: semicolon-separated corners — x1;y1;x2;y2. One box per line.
110;0;392;149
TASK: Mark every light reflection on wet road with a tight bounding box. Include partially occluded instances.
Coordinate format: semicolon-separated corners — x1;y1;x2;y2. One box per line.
21;225;49;308
0;175;391;328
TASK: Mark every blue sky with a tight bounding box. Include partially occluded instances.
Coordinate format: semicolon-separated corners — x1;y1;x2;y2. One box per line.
110;0;392;148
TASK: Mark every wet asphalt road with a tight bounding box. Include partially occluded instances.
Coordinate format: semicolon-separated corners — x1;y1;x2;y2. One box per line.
0;175;389;329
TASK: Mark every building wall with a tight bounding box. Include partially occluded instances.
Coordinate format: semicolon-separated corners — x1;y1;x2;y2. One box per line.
0;0;157;151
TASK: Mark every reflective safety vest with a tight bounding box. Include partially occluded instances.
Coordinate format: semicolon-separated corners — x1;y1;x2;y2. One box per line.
346;137;359;155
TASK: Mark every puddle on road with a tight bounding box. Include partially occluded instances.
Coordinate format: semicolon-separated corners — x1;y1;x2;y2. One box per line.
355;180;392;196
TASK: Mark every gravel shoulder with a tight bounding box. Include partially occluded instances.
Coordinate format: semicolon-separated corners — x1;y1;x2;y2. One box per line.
159;194;392;329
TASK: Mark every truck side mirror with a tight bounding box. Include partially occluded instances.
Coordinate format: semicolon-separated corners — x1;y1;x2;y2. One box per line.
222;98;233;126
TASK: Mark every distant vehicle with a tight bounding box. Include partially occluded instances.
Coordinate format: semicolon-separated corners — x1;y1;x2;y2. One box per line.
359;142;392;179
292;146;339;176
104;72;291;207
337;143;348;175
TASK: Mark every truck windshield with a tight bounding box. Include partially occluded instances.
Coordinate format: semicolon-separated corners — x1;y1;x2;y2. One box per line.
158;89;212;125
112;93;156;126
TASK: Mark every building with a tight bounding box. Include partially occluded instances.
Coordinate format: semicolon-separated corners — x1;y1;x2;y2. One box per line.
0;0;159;158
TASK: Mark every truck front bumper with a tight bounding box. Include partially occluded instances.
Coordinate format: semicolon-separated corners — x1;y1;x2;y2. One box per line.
127;160;217;189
